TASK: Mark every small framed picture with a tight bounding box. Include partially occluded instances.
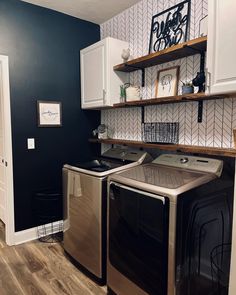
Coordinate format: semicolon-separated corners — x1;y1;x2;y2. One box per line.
37;100;62;127
155;66;180;97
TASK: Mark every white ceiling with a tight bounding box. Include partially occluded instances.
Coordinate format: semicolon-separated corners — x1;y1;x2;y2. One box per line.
21;0;140;24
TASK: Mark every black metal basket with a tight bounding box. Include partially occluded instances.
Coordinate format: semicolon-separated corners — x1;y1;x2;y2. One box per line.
142;122;179;144
37;221;63;243
34;189;63;243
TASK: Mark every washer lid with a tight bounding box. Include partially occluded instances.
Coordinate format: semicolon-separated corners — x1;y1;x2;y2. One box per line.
109;164;216;198
63;147;151;177
68;158;130;172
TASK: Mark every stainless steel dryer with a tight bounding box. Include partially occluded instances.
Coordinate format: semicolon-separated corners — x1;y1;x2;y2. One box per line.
63;147;151;283
107;154;234;295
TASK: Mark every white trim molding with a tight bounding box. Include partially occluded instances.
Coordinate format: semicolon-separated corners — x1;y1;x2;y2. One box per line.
0;55;15;246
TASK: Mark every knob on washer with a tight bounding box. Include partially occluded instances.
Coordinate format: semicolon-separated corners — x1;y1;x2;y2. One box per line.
180;157;189;164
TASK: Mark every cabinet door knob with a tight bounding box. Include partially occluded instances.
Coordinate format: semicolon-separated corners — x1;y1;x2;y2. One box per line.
206;71;211;89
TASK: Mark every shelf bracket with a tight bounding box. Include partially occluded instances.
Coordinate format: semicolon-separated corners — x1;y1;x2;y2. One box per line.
198;101;203;123
141;106;145;124
141;69;145;87
186;47;205;72
186;46;206;92
125;64;145;87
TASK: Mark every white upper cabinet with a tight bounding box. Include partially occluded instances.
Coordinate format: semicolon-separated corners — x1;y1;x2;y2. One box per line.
80;37;128;109
206;0;236;94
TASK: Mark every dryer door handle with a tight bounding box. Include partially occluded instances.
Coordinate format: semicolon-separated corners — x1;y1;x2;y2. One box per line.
110;182;166;204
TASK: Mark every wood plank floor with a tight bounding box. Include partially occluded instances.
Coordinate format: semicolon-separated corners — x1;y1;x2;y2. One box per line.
0;221;107;295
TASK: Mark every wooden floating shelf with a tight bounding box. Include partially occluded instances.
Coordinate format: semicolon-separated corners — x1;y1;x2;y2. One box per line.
96;36;236;157
89;138;236;158
114;36;207;72
113;92;231;108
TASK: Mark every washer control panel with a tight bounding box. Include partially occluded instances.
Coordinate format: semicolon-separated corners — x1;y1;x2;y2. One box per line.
102;147;149;162
152;154;223;176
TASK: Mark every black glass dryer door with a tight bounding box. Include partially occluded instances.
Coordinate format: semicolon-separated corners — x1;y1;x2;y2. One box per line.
109;182;169;295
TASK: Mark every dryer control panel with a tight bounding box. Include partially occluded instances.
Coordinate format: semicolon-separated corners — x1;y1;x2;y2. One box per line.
152;154;223;177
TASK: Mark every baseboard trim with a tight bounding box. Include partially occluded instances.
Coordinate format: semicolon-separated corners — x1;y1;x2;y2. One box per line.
14;220;63;245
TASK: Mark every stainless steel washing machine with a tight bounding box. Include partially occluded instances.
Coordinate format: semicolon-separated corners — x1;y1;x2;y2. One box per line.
107;154;234;295
63;147;151;283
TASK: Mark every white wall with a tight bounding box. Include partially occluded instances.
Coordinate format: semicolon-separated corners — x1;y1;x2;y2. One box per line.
100;0;236;149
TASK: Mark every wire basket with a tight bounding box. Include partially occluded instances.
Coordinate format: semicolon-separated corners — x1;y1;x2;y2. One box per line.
142;122;179;144
37;220;63;243
211;243;231;295
34;189;63;243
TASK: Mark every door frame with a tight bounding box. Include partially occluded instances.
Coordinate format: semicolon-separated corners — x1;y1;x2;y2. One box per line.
0;55;15;245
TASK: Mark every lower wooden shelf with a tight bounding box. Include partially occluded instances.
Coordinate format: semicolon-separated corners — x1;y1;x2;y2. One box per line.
89;138;236;158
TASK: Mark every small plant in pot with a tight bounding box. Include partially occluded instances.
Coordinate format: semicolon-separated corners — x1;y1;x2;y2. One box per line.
181;81;194;94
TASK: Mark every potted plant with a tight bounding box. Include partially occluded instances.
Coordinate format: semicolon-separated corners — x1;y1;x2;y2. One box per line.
181;81;194;94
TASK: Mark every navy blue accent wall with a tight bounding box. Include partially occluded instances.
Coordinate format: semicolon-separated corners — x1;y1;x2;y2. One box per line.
0;0;100;231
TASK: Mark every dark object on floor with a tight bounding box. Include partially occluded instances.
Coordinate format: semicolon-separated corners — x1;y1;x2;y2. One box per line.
37;222;63;243
33;189;63;243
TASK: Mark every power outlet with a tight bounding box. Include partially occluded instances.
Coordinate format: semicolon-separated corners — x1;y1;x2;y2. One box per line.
27;138;35;150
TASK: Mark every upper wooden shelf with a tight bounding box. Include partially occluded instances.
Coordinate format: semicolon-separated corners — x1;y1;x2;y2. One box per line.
113;92;232;108
114;36;207;72
89;138;236;158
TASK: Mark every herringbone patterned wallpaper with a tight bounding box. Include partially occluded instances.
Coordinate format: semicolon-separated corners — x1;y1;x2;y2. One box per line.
100;0;236;148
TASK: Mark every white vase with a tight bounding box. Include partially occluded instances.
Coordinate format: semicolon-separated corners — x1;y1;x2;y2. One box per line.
121;49;130;62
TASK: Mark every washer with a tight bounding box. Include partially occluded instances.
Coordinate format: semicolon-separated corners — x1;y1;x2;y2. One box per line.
63;147;151;283
107;154;234;295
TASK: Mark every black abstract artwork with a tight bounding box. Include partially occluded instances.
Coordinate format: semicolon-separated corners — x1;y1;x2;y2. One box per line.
149;0;191;53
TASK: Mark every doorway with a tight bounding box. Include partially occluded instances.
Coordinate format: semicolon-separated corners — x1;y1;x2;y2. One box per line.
0;55;14;245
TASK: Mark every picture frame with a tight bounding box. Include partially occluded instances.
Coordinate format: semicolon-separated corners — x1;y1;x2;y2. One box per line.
149;0;191;53
155;66;180;98
37;100;62;127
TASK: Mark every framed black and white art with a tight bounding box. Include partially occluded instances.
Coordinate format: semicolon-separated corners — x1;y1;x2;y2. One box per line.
37;100;62;127
155;66;180;98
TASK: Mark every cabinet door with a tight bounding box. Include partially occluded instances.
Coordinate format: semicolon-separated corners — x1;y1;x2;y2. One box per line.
206;0;236;94
81;41;107;109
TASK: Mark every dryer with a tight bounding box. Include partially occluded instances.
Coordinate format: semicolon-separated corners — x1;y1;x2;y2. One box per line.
107;154;234;295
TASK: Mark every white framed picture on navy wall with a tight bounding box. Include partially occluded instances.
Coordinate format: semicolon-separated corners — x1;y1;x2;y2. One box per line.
37;100;62;127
